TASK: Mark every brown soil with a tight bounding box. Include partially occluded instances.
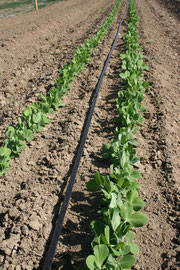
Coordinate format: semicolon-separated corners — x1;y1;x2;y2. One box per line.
0;0;179;269
134;0;180;270
132;0;180;268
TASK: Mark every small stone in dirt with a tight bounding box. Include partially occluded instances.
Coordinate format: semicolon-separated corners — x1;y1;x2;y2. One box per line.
28;213;41;231
28;160;36;166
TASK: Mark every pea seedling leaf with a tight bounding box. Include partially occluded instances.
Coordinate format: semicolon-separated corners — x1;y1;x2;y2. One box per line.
90;220;104;236
86;255;96;270
119;254;135;269
94;244;109;267
111;208;121;231
129;243;140;255
86;180;100;191
120;202;133;221
128;212;148;227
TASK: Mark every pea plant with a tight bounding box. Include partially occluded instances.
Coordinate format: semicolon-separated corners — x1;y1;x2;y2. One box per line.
0;0;122;177
0;147;11;177
81;1;148;269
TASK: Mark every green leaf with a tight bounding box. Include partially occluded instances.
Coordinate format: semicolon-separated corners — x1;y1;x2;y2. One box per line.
122;64;126;70
105;255;116;269
23;129;34;141
100;234;108;245
119;255;135;269
129;181;140;190
86;180;100;191
142;81;149;89
120;151;128;168
120;53;126;60
126;231;134;244
5;126;15;138
111;247;122;257
18;117;22;126
132;197;146;211
91;236;101;248
120;202;133;221
111;208;121;231
103;176;112;193
94;171;105;186
117;193;123;208
32;112;41;123
127;189;138;202
128;212;148;227
0;147;11;157
91;220;104;236
109;193;117;208
104;226;110;244
120;71;130;79
94;244;109;267
87;172;105;191
86;255;96;270
127;190;146;211
121;245;130;255
129;243;140;255
6;126;14;133
130;170;141;179
116;223;130;238
23;107;32;117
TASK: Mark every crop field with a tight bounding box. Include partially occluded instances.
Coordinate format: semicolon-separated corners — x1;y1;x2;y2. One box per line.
0;0;63;18
0;0;179;269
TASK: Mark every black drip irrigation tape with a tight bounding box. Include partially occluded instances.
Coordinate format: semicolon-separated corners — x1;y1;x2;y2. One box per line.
42;1;129;269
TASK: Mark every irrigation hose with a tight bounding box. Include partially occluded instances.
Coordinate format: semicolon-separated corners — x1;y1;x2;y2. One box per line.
42;1;129;269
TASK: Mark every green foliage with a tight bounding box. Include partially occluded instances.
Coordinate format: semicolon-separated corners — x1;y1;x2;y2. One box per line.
83;0;148;269
0;0;63;13
22;102;51;133
5;126;26;157
0;147;11;177
86;244;109;269
0;0;121;177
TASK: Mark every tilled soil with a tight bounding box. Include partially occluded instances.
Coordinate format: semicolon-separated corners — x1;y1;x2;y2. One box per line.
0;0;114;140
132;0;180;269
0;0;179;269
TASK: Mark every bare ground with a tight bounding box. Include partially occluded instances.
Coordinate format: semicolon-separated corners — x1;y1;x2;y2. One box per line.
0;0;179;269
